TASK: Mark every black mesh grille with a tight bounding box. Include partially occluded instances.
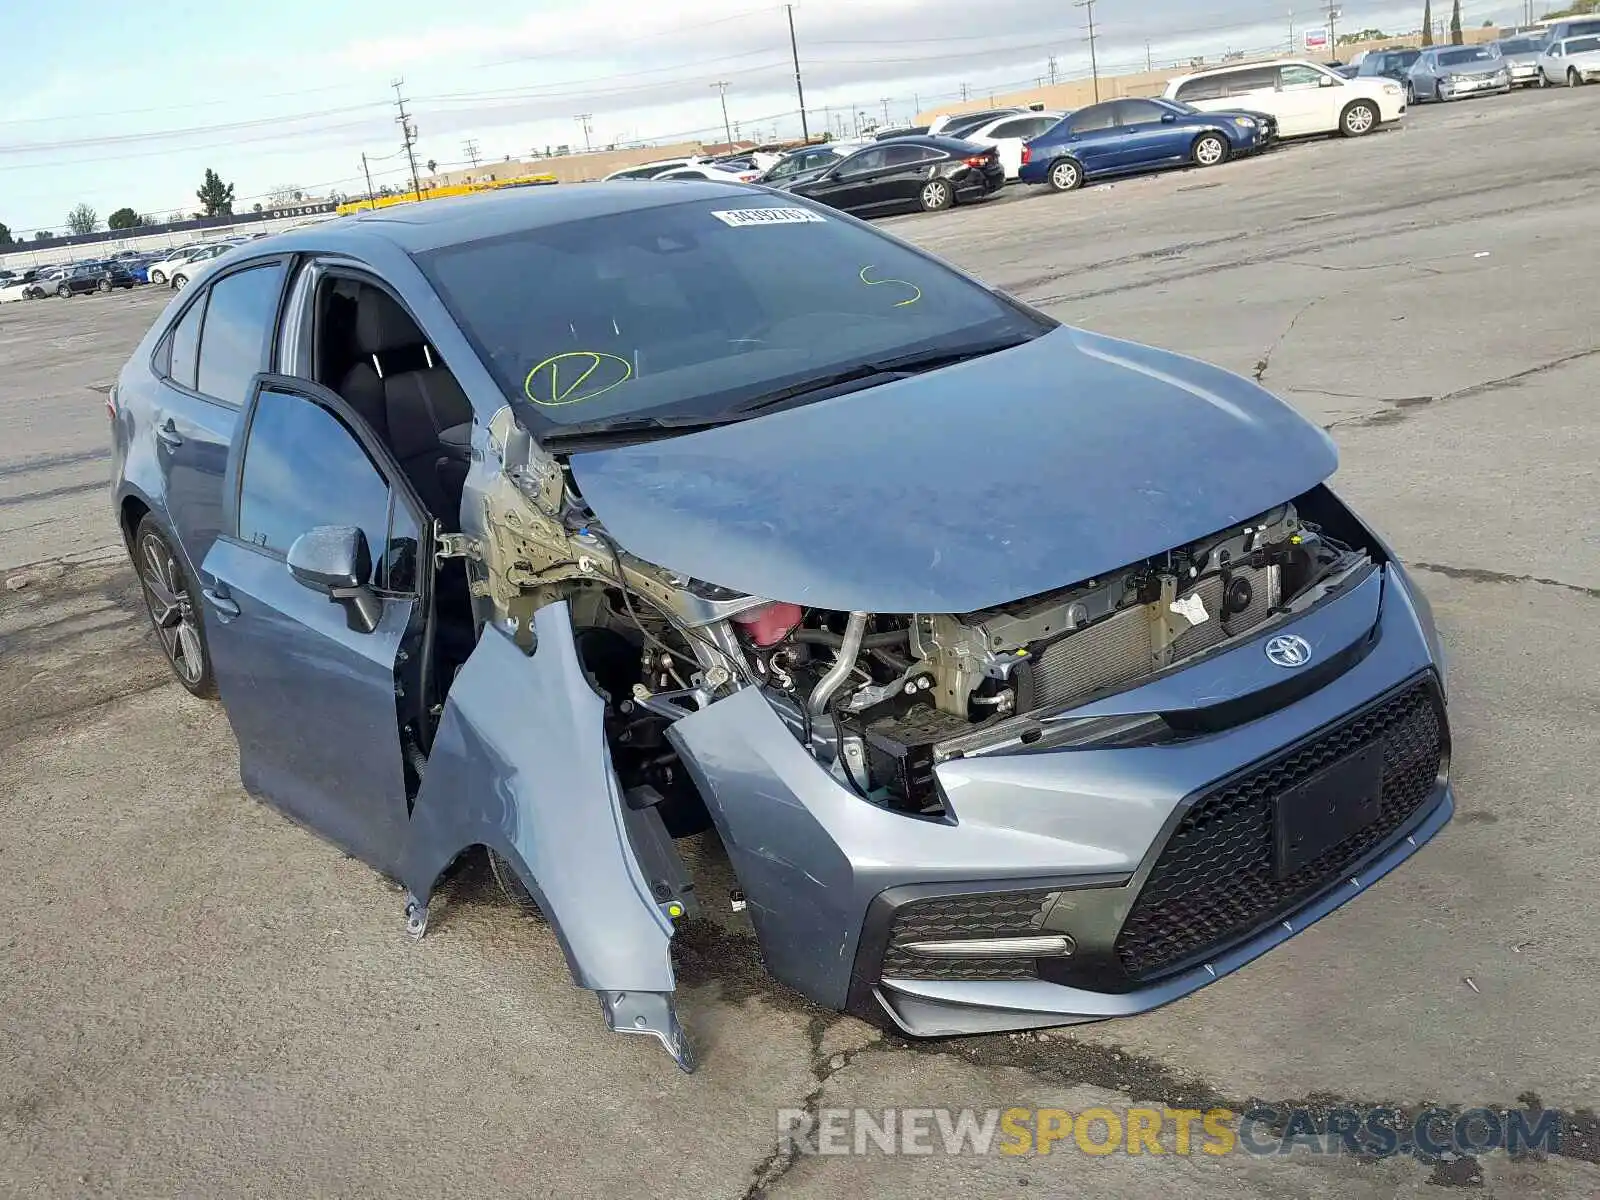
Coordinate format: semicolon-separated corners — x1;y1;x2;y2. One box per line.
1114;677;1444;980
881;888;1059;981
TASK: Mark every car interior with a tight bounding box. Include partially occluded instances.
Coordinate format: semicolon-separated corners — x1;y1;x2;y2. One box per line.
311;276;480;700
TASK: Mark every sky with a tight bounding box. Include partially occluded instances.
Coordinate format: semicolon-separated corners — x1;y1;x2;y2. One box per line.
2;0;1529;235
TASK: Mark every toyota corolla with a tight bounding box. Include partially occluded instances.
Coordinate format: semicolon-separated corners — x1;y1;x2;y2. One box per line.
110;183;1451;1070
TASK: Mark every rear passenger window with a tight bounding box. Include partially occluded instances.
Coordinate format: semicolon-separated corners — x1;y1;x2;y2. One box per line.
237;388;396;587
196;262;287;405
1175;77;1224;102
167;295;206;390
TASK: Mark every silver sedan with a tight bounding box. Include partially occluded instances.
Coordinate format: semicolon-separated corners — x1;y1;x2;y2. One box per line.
1407;45;1512;102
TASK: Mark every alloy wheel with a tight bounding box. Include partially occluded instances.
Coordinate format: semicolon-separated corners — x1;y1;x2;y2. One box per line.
138;532;205;686
1344;104;1375;135
1050;161;1079;190
920;180;952;210
1195;136;1226;165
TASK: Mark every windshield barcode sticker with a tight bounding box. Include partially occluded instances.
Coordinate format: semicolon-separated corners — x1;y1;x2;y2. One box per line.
710;207;826;227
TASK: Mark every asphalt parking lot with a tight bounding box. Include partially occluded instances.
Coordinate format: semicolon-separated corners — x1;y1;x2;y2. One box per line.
3;88;1599;1197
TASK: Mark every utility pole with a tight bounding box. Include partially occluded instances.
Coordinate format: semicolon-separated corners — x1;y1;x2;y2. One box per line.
880;97;892;125
786;4;809;140
1075;0;1101;103
392;79;423;201
1048;54;1059;85
1288;8;1295;54
361;153;376;211
462;138;481;168
1326;3;1341;55
1146;40;1154;72
959;82;970;101
575;113;593;152
711;81;733;149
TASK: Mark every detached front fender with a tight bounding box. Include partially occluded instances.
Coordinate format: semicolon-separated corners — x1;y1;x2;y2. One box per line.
402;603;695;1070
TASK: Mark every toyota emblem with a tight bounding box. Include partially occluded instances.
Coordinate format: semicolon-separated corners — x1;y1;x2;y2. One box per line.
1264;634;1313;668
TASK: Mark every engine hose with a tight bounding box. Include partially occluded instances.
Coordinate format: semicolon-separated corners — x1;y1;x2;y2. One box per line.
791;627;909;649
808;611;869;717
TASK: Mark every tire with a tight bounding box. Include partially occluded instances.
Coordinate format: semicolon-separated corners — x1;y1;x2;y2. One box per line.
149;269;166;284
1569;69;1582;88
132;515;216;698
1192;132;1229;166
1340;101;1378;137
97;279;111;293
487;847;543;915
1405;81;1416;105
1538;71;1549;88
918;177;954;212
1046;157;1083;192
56;284;70;298
171;274;188;290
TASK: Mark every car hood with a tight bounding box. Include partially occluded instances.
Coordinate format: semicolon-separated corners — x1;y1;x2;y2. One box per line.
565;325;1339;614
1445;62;1506;76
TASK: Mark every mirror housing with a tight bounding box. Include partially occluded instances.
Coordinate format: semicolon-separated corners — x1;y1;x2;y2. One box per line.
1161;112;1177;123
288;525;381;634
1319;75;1338;87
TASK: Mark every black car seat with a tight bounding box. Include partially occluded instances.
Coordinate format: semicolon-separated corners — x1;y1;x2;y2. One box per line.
349;287;474;524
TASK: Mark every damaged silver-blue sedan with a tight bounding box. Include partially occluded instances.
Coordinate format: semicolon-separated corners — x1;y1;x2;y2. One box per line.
110;183;1452;1070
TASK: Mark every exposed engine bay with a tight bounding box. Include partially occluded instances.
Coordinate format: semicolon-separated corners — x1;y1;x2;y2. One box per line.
465;409;1374;828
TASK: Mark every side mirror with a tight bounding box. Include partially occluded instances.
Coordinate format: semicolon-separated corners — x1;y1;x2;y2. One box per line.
1319;75;1338;87
288;525;381;634
1160;112;1177;123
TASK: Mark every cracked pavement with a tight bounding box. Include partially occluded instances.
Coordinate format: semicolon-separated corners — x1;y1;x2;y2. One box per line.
3;89;1599;1197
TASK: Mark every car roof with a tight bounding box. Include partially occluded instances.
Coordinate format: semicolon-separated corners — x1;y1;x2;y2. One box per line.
232;181;777;257
851;134;982;153
1169;57;1316;82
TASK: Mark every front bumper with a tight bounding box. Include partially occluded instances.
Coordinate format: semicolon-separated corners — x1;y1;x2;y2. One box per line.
1439;77;1512;98
672;557;1452;1033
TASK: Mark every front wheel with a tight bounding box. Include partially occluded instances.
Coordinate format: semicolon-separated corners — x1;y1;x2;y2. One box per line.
1569;69;1583;88
132;515;216;698
97;278;112;293
149;269;166;284
1192;133;1229;166
1046;158;1083;192
1405;81;1416;105
1341;101;1378;137
171;274;188;290
56;284;70;298
918;178;954;212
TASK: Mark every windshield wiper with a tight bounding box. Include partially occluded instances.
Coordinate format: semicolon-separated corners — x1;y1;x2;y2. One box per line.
539;413;745;450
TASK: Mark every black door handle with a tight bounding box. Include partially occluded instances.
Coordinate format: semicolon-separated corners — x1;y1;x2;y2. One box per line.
156;419;184;448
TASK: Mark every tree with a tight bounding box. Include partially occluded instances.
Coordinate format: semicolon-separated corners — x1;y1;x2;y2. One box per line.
252;202;263;213
66;203;99;235
266;184;302;206
426;158;438;174
34;230;53;241
1422;0;1434;45
1482;17;1494;24
1450;0;1463;43
0;222;12;246
196;168;236;217
107;207;143;230
1339;27;1388;43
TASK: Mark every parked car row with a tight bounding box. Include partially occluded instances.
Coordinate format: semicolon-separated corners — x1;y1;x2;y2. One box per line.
0;239;247;305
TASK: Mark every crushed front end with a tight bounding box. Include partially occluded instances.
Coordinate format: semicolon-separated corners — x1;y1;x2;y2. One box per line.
665;487;1451;1037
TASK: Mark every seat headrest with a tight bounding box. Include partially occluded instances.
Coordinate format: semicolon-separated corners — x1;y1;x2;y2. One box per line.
356;288;422;356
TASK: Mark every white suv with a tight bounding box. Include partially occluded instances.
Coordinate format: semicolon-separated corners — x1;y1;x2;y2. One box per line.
1165;58;1404;138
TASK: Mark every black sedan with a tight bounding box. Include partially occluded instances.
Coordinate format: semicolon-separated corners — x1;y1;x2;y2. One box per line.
53;260;136;297
778;136;1005;216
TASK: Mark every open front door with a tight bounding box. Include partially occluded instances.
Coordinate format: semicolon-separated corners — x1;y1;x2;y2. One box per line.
199;376;425;877
402;602;695;1071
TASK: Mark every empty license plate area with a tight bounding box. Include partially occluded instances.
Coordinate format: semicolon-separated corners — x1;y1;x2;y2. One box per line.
1274;741;1386;879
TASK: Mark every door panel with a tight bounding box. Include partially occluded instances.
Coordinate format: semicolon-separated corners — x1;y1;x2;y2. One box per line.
200;376;422;877
158;387;240;574
202;536;415;872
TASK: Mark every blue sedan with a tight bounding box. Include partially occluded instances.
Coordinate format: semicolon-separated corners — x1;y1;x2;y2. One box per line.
1019;97;1274;192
